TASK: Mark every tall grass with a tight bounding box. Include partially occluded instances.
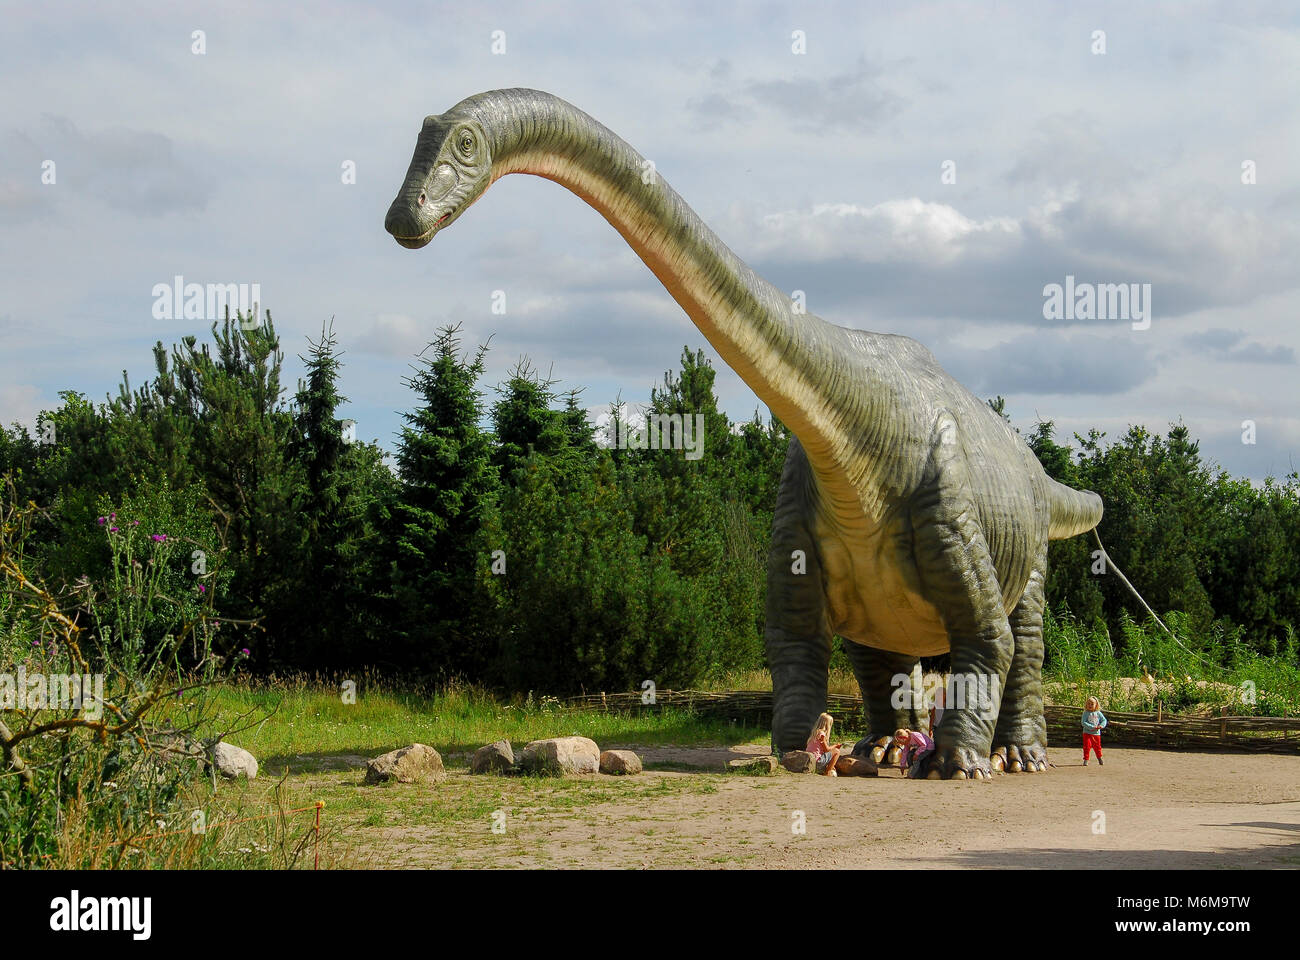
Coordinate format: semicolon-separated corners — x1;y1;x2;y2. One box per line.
1042;607;1299;715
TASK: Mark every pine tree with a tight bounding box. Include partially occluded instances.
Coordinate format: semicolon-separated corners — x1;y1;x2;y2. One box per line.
286;322;396;665
391;325;498;676
490;359;570;483
163;310;304;662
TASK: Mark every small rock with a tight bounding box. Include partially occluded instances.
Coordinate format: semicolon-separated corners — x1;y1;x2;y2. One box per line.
780;750;817;774
599;749;643;775
520;736;600;775
365;743;445;784
726;756;778;775
211;741;258;780
471;739;515;774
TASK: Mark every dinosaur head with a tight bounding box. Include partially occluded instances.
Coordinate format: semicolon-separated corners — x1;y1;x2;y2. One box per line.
385;112;492;249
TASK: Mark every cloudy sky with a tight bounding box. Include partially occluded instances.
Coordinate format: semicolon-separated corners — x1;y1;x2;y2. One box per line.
1;1;1296;481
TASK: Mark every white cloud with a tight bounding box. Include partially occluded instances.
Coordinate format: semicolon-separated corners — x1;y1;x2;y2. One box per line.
746;199;1021;264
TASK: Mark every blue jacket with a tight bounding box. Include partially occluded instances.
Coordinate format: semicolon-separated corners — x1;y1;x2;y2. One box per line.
1082;710;1108;733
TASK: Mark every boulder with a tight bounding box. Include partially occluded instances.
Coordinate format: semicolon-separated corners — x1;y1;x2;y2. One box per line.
365;743;445;784
211;741;258;780
520;736;600;775
726;756;778;775
834;755;878;777
780;750;817;774
471;739;515;775
599;749;643;775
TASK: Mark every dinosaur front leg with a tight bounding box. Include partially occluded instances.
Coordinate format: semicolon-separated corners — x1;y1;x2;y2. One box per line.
841;641;921;757
993;545;1049;773
767;625;832;754
911;414;1014;780
765;543;832;754
766;440;832;754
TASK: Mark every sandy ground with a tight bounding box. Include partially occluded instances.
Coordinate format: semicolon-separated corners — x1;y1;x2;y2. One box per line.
475;745;1300;868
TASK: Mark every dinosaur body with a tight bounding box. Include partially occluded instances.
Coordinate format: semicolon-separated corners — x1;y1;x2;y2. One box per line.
385;89;1102;779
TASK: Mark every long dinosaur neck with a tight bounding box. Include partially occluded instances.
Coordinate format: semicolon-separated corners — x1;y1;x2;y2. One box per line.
458;89;850;471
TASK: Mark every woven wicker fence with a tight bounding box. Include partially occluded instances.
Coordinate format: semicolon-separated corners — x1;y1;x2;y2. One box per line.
563;689;1300;754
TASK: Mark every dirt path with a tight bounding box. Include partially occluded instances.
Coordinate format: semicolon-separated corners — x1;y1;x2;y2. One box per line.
521;745;1298;868
319;744;1300;869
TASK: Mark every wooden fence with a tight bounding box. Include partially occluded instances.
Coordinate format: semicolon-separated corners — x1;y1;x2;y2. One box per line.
563;689;1300;754
1042;704;1300;753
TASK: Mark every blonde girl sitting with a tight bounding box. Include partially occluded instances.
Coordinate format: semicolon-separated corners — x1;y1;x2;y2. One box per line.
806;713;844;776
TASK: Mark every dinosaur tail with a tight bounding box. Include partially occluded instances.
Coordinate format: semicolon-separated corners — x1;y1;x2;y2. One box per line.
1046;478;1103;540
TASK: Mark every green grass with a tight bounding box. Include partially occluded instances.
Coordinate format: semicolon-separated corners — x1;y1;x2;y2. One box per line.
208;677;769;777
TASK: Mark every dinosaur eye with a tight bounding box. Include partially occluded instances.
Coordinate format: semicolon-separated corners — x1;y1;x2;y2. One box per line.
458;132;475;157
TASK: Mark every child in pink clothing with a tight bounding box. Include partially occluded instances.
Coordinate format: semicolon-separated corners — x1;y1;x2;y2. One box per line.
894;727;935;778
806;713;843;776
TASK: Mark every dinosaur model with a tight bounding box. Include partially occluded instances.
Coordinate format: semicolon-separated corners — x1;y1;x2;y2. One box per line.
384;89;1103;779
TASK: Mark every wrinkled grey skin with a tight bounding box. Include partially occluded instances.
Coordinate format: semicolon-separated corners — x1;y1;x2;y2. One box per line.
386;89;1103;780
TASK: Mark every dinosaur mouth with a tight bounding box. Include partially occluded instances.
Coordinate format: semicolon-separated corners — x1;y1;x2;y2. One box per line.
392;212;452;249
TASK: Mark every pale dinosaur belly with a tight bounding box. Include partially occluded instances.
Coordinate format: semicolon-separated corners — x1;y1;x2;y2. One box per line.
811;505;952;657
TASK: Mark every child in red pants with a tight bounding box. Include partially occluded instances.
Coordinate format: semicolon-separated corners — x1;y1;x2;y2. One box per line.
1082;696;1108;765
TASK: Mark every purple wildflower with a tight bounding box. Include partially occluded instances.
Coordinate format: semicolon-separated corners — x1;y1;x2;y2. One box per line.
240;648;250;657
151;534;168;542
97;516;106;525
109;526;119;533
198;584;206;594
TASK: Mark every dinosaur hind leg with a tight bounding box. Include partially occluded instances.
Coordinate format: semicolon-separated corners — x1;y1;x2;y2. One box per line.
841;641;920;759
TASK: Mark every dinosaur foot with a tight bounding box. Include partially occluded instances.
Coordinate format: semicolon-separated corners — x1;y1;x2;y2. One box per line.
995;743;1047;773
920;745;993;781
851;735;893;767
871;735;891;765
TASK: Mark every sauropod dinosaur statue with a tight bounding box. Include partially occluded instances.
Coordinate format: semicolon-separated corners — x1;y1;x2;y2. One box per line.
384;89;1103;780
